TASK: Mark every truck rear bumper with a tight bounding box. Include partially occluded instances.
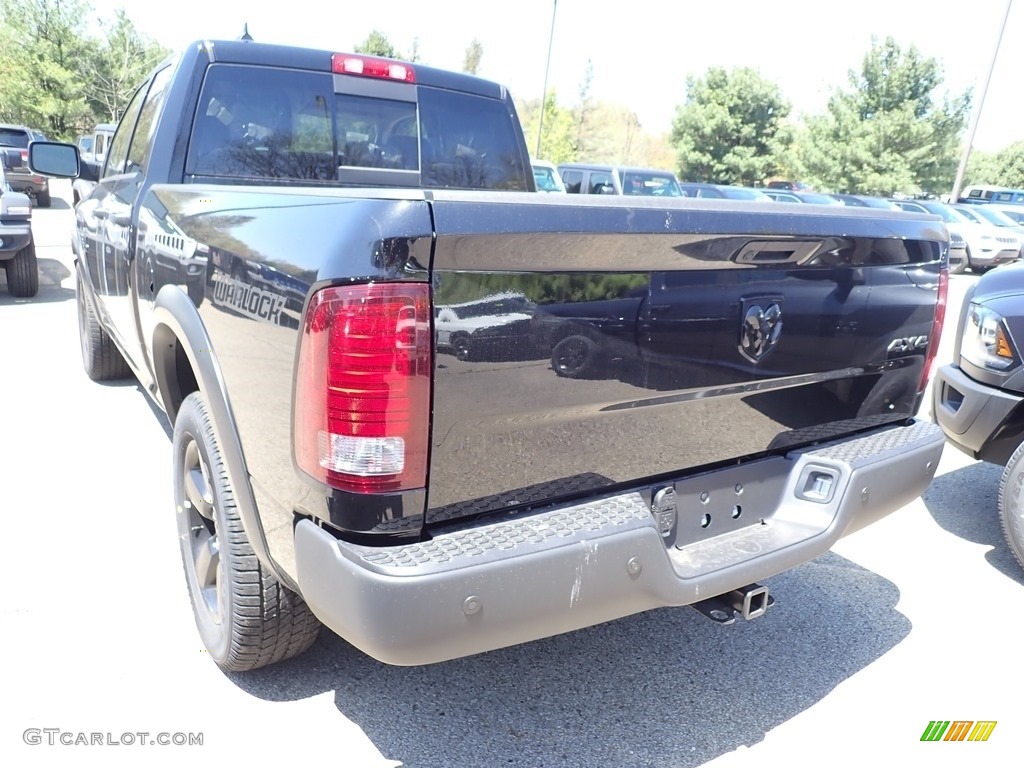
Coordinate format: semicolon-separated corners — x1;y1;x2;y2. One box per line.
295;420;944;666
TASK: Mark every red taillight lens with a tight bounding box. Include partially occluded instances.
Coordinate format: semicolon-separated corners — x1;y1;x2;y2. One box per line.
331;53;415;83
295;283;431;493
919;267;948;391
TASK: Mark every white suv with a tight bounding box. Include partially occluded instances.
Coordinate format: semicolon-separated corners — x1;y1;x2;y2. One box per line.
893;199;1020;274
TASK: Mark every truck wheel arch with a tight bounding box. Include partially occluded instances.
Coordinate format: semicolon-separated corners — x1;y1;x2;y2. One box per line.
150;285;294;590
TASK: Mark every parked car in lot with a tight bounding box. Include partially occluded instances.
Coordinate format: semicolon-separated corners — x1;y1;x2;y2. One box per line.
765;179;812;191
893;198;1020;274
72;123;116;205
0;149;37;297
434;292;537;361
990;204;1024;225
952;203;1024;262
829;193;900;210
958;184;1024;206
762;189;842;205
933;261;1024;571
557;163;682;196
76;135;94;158
0;123;51;207
531;160;566;193
679;183;771;201
955;203;1024;239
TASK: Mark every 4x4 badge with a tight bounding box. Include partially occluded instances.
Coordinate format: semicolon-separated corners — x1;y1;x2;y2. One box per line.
739;299;783;363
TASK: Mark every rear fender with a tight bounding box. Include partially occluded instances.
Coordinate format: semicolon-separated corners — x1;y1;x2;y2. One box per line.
151;284;291;588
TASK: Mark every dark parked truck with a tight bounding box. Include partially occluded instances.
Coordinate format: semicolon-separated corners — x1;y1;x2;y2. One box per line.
32;39;950;670
932;262;1024;570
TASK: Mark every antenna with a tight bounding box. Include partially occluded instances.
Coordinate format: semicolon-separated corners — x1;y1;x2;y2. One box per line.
239;23;253;42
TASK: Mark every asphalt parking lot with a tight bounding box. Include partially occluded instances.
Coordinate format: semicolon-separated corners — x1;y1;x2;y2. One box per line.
2;181;1019;768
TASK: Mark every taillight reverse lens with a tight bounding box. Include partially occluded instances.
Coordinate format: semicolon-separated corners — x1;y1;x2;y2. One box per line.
295;283;431;493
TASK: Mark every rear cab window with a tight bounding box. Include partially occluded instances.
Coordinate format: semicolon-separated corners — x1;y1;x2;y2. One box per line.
0;128;30;148
185;62;529;191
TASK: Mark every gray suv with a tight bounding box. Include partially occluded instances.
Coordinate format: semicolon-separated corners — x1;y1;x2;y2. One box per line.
557;163;683;197
0;124;51;207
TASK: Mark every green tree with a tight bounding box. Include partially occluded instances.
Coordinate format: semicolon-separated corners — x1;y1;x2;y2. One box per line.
517;88;675;169
670;67;793;185
518;91;576;163
964;149;1001;187
462;39;483;74
354;30;400;58
799;37;970;196
84;9;169;123
965;142;1024;188
0;0;95;139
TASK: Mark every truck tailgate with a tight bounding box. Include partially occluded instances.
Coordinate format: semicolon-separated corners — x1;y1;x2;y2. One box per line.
425;194;945;525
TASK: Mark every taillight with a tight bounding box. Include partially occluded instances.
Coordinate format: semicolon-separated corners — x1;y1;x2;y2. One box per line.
295;283;431;493
331;53;415;83
919;267;948;391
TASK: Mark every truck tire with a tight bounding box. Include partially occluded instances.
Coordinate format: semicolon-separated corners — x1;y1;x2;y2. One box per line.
5;242;39;297
551;334;599;379
35;188;51;208
998;440;1024;572
173;392;321;671
77;271;132;380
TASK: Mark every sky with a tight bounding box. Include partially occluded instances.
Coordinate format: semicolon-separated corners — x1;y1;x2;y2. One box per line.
88;0;1021;152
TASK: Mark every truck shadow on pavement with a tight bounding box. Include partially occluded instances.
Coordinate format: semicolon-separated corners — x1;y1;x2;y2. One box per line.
922;460;1024;586
228;554;908;768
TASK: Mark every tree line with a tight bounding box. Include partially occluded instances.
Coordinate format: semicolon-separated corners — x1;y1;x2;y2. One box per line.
363;30;1006;199
0;0;169;141
2;10;1014;198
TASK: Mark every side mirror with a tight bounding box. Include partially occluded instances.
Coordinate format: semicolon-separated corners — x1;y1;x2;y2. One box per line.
1;148;22;170
28;141;80;178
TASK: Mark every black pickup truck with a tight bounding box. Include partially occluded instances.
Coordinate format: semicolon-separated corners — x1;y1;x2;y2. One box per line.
31;38;950;670
932;262;1024;570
